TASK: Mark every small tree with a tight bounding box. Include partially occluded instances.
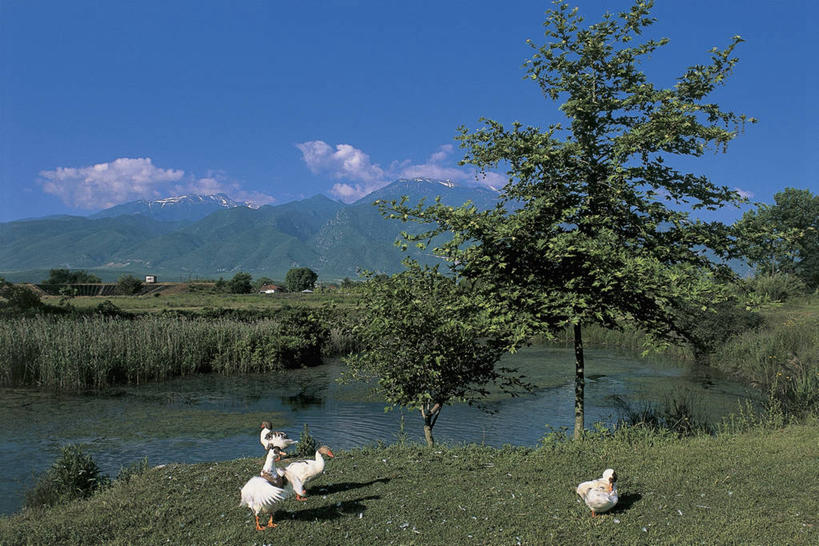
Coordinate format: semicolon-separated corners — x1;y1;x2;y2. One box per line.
382;0;752;438
285;267;318;292
115;274;143;295
343;263;527;446
228;272;253;294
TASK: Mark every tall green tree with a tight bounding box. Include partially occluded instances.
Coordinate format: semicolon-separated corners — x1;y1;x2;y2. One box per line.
285;267;318;292
343;263;527;446
381;0;752;438
735;188;818;288
228;272;253;294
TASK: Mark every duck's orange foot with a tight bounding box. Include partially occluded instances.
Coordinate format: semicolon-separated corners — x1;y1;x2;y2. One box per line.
296;494;307;501
265;516;277;529
254;516;266;531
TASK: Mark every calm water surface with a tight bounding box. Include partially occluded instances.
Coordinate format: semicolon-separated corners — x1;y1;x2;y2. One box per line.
0;346;757;515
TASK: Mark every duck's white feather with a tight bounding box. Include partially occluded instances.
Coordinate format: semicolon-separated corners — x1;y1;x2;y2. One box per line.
576;469;619;515
282;446;333;497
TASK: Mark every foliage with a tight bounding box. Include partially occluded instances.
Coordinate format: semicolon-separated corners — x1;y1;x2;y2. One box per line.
295;423;318;458
343;263;528;445
611;394;712;437
116;457;150;484
285;267;318;292
672;297;763;360
24;445;110;509
3;426;818;544
227;271;253;294
711;300;819;418
743;271;809;304
735;187;819;287
380;0;752;437
0;279;43;313
43;268;101;284
115;274;143;295
252;276;276;291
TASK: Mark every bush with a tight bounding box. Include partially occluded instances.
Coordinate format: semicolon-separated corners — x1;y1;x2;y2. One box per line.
745;272;808;303
115;275;143;295
674;298;763;360
0;281;43;313
24;445;110;509
295;424;317;458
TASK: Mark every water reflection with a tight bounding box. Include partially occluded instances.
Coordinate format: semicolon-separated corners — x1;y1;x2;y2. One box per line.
0;346;758;515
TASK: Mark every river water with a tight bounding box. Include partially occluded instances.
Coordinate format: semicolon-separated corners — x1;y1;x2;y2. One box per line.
0;346;756;515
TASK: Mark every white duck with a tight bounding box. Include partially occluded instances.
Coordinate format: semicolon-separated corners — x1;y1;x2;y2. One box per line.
259;421;297;460
240;446;304;530
281;445;335;501
576;468;619;516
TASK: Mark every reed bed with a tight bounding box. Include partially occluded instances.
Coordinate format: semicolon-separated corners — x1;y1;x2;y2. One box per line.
0;313;340;391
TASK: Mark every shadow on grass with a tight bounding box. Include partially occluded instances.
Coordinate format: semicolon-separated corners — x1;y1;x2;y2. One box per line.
311;477;391;496
610;492;642;513
277;495;382;522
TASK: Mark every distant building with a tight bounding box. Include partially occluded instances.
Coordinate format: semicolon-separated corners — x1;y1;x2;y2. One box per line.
259;284;280;294
145;275;157;283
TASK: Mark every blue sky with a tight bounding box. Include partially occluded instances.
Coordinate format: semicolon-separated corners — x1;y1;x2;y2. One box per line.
1;0;816;223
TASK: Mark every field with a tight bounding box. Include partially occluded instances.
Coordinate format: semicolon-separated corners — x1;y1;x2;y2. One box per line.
1;422;816;545
39;283;359;314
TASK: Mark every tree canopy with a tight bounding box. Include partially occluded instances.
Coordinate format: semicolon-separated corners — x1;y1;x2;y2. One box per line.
380;0;752;438
43;269;101;284
228;272;253;294
285;267;318;292
343;263;527;446
735;188;818;288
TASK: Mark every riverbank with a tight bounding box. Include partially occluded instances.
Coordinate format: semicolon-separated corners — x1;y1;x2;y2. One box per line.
1;422;816;544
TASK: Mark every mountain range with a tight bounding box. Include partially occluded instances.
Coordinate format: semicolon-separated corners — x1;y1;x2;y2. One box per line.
0;179;500;283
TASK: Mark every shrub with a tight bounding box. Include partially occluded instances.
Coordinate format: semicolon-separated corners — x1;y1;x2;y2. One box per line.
24;445;110;509
674;299;763;360
745;272;808;303
116;275;143;295
295;424;317;458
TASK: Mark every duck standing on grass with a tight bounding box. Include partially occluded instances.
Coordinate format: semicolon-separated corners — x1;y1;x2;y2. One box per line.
259;421;297;461
240;446;304;531
281;445;335;501
576;468;619;516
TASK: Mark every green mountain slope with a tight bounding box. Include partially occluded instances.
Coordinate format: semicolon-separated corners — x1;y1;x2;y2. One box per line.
0;179;497;281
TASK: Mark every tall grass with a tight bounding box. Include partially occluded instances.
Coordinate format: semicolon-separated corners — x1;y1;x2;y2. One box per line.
712;310;819;416
0;311;349;391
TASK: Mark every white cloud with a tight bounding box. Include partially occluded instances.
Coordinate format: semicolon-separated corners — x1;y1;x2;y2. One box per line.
296;141;504;202
734;187;754;199
39;158;274;209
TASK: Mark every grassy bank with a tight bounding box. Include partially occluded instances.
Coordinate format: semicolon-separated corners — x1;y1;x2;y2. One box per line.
40;289;359;314
1;423;816;545
0;308;357;391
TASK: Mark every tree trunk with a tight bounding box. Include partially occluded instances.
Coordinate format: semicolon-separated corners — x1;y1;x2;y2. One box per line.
573;323;585;439
423;422;435;446
421;404;441;447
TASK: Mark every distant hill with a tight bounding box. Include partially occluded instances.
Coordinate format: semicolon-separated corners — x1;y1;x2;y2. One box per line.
0;178;498;282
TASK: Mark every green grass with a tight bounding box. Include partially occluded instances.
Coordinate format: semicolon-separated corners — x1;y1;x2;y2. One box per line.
41;288;359;314
1;423;817;545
